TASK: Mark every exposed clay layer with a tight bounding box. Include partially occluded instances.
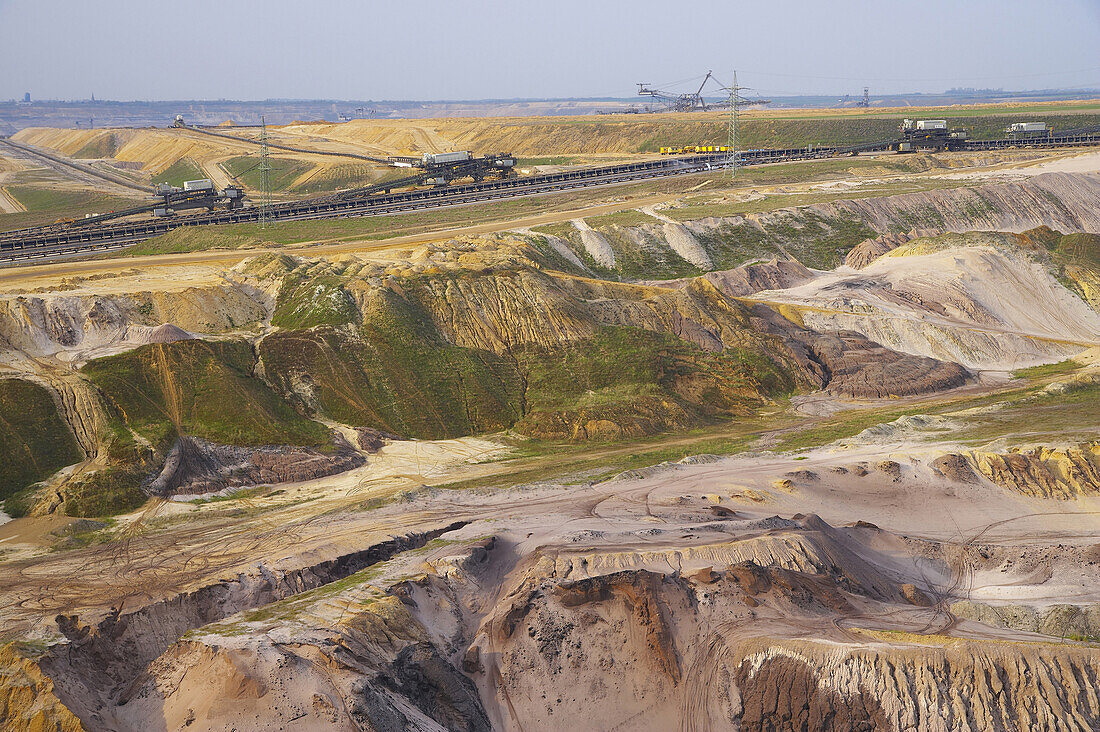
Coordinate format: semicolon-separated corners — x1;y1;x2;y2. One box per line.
39;521;467;731
0;643;85;732
146;434;366;496
968;442;1100;499
737;640;1100;732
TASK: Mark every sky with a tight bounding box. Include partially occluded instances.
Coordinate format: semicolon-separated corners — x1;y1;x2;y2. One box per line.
1;0;1098;101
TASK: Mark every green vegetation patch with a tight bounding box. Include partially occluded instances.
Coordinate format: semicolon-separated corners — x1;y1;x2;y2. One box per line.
525;235;588;276
599;225;703;280
1051;232;1100;269
515;326;796;441
0;379;83;509
634;112;1100;153
260;291;524;440
530;219;701;280
61;467;150;518
953;381;1100;446
774;377;1100;454
529;222;576;239
1047;231;1100;297
188;486;272;505
272;274;361;329
665;176;971;224
49;518;117;551
82;338;330;450
236;565;388;626
66;338;331;516
72;133;119;159
119;228;265;256
152;157;207;188
691;210;876;270
259;268;799;444
293;164;383;194
4;185;135;216
1013;226;1100;307
223;155;313;192
0;178;141;232
515;156;580;167
1013;359;1082;380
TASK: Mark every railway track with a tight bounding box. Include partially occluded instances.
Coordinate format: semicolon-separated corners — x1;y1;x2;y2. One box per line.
0;137;151;194
0;151;779;260
2;132;1099;263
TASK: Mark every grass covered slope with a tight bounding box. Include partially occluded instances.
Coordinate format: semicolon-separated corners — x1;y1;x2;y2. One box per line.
152;157;207;187
82;339;330;450
62;339;333;516
251;240;801;442
260;290;525;440
515;327;796;440
0;185;139;233
223;156;312;192
72;132;120;160
1026;228;1100;311
272;273;362;329
0;379;82;508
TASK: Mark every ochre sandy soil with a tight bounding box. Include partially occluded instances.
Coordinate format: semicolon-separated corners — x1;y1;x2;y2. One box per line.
1;147;1099;731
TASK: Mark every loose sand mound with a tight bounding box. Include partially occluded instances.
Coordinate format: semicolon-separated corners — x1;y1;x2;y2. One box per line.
0;282;266;361
749;233;1100;369
10;127;388;190
13;127;236;174
128;323;193;345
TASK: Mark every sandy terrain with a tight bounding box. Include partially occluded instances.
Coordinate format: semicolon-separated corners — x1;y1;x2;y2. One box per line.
4;383;1098;729
747;238;1100;369
2;141;1100;731
0;157;28;214
10;97;1094;202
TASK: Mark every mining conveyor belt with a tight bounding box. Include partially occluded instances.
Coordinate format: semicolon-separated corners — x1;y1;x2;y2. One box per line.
3;133;1099;262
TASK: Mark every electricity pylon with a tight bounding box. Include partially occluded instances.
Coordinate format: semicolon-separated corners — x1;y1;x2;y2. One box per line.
258;116;272;228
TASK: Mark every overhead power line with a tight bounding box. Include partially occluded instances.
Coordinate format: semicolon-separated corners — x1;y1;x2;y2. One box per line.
734;65;1100;84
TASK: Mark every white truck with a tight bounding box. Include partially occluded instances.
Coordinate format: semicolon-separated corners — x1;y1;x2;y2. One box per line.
183;179;215;192
1005;122;1047;134
420;151;472;166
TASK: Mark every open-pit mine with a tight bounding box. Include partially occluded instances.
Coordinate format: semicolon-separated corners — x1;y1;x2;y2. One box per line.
1;107;1100;732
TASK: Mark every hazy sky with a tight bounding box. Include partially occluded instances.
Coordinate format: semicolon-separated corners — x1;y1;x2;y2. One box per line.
1;0;1098;101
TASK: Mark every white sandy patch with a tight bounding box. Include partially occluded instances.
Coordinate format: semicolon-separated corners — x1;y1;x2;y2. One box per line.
838;414;956;447
151;435;514;522
748;244;1100;369
934;150;1100;182
571;218;616;268
811;178;886;191
1006;150;1100;177
640;204;676;224
660;222;714;269
541;234;587;271
367;436;510;481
